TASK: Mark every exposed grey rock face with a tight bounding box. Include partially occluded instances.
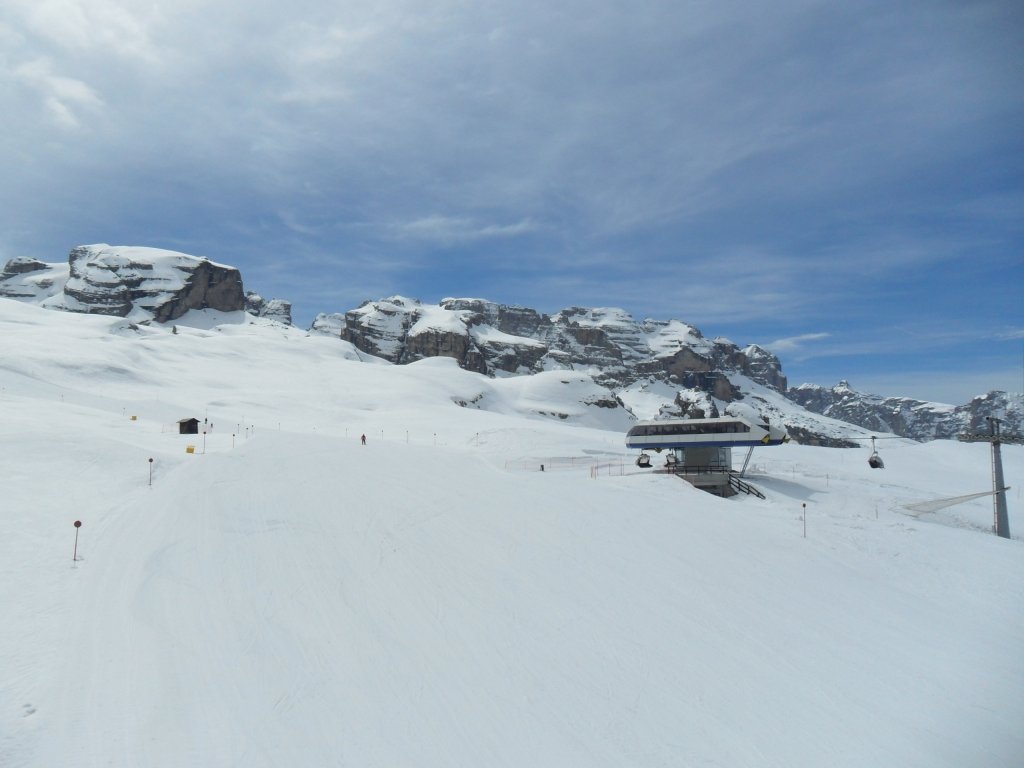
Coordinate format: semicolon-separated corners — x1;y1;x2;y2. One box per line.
245;291;293;325
309;312;345;337
0;257;66;300
1;245;245;322
1;257;49;278
336;297;418;363
440;298;547;337
440;299;550;373
674;390;721;420
405;325;487;373
788;380;1024;440
314;296;789;411
742;345;788;391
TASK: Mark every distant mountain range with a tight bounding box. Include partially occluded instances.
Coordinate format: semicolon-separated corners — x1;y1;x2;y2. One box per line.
789;381;1021;442
2;244;1020;442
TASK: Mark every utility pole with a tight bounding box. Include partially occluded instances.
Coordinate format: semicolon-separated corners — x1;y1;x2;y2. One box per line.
959;417;1022;538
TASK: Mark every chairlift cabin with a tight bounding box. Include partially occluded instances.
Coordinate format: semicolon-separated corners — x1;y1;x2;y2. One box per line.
868;436;884;469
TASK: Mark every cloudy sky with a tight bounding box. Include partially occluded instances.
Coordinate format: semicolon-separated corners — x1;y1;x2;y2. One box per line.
2;0;1022;403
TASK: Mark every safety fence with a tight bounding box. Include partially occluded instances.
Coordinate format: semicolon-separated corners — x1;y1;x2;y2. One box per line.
504;455;633;474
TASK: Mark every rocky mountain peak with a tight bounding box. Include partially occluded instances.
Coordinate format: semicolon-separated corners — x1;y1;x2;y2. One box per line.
244;291;293;325
0;245;246;322
312;296;792;419
787;381;1023;440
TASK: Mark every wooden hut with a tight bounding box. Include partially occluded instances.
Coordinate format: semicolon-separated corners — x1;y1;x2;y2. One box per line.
178;417;200;435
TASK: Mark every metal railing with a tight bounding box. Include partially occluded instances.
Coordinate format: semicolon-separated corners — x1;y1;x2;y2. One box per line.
728;473;766;499
662;464;766;499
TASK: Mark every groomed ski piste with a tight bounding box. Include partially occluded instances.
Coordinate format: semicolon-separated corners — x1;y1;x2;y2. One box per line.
1;299;1021;767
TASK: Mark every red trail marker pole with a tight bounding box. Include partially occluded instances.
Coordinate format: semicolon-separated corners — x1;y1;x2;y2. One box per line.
73;520;82;561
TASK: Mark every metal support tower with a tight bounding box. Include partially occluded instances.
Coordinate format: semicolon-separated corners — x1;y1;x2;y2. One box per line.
959;417;1023;539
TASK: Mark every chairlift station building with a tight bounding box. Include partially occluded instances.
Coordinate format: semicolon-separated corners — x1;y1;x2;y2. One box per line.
626;416;789;497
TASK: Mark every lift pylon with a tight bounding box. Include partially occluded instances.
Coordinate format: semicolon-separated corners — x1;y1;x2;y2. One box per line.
959;417;1023;539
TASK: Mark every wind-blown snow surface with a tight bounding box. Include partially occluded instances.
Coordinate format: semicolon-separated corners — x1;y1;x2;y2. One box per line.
1;300;1021;767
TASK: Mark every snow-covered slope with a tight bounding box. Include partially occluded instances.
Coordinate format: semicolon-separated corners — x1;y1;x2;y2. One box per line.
1;298;1022;767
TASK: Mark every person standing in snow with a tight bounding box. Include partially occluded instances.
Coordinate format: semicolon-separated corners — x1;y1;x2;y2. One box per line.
361;433;366;445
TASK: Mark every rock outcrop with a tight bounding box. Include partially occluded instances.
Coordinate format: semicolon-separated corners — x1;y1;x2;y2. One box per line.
312;297;789;395
1;245;245;322
1;257;50;278
310;296;791;426
0;257;67;300
245;291;293;325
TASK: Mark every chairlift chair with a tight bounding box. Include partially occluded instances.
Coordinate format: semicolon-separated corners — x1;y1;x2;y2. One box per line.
868;436;884;469
636;452;652;468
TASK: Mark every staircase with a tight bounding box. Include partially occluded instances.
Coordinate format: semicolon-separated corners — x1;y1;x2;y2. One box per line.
664;465;766;499
727;472;766;499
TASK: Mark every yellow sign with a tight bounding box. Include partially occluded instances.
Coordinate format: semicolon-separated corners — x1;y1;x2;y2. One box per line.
186;445;195;454
761;435;771;444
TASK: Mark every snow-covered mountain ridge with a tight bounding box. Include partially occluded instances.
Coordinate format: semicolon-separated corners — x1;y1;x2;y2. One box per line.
790;380;1023;441
2;245;1018;442
312;295;788;405
0;245;245;322
0;244;292;325
318;297;785;389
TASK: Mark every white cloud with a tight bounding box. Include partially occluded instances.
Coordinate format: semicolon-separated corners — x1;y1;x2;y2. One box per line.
764;333;832;354
14;58;103;128
389;216;537;245
10;0;160;61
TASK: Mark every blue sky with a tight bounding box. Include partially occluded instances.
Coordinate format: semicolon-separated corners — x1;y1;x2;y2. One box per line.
2;0;1022;404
